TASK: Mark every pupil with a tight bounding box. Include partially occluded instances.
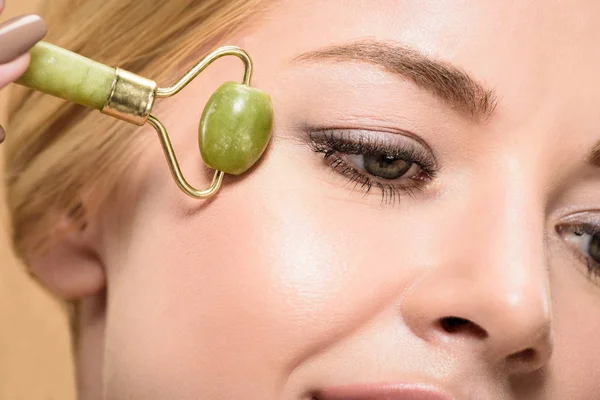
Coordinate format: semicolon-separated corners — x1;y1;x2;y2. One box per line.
379;155;396;166
363;154;412;180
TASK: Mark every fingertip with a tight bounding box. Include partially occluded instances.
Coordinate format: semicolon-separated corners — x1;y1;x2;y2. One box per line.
0;52;30;89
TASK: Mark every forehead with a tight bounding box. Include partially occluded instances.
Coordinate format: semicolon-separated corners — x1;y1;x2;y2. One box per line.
258;0;600;58
242;0;600;123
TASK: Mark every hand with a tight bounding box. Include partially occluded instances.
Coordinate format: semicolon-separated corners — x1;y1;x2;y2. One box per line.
0;0;47;142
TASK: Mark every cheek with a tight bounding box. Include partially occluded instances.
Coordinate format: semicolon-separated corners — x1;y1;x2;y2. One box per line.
102;143;438;397
544;261;600;397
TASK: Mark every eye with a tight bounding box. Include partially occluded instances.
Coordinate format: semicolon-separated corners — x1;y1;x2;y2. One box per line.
557;224;600;278
307;128;438;204
348;153;424;180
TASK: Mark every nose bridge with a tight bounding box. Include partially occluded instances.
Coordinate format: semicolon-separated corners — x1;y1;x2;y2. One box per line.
461;162;551;327
469;158;546;283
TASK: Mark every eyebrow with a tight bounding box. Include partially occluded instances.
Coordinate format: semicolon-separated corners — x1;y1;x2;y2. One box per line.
294;40;498;120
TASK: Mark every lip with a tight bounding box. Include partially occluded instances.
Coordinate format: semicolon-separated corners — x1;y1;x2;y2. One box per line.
314;382;455;400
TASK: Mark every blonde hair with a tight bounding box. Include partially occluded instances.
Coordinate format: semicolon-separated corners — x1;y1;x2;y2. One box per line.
5;0;264;259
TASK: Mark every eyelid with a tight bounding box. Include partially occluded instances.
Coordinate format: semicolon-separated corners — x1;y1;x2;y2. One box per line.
307;126;438;159
307;128;440;175
556;211;600;232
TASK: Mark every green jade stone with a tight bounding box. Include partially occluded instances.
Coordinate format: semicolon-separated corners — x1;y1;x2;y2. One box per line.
16;41;116;110
199;81;273;175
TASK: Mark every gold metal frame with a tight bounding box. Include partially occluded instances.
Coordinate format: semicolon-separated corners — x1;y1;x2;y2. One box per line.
103;46;254;199
149;46;252;199
156;46;252;98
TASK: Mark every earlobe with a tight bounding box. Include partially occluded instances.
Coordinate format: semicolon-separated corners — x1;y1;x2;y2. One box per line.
28;228;106;301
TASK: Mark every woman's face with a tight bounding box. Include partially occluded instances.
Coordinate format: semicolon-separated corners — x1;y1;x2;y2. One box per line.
79;0;600;398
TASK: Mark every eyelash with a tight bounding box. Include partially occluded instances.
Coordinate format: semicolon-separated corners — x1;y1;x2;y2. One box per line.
307;129;439;205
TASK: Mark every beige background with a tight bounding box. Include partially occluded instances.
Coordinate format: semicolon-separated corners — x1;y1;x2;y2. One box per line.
0;1;76;399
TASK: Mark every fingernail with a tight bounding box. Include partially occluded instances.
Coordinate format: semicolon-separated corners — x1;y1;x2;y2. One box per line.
0;125;5;144
0;15;47;64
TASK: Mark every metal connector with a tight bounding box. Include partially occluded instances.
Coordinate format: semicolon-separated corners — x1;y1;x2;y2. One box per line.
102;68;157;126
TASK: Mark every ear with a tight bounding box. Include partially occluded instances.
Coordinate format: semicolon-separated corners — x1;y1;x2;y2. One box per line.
28;217;106;301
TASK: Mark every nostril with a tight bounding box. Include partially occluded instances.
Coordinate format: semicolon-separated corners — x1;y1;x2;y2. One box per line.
439;316;470;332
507;348;537;363
439;316;488;339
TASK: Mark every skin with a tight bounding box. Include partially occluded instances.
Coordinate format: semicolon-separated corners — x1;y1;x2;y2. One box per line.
30;0;600;399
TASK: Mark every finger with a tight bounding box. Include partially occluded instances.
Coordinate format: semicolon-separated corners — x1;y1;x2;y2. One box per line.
0;53;28;145
0;15;47;64
0;52;29;89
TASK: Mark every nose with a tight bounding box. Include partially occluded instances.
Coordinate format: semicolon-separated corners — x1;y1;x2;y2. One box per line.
401;184;553;375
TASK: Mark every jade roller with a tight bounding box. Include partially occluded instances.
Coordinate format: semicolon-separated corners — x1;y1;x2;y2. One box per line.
16;41;273;198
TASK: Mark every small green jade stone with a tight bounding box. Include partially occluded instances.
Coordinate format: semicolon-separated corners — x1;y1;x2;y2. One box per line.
199;81;273;175
16;41;116;110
